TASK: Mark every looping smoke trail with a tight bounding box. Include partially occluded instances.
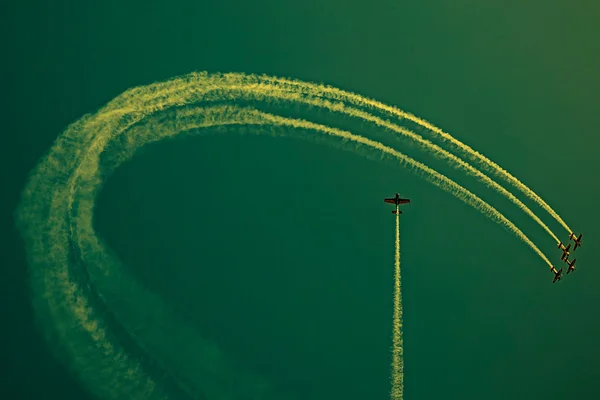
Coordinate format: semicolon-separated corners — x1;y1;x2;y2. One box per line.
255;110;552;267
390;208;403;400
17;72;557;400
132;76;562;243
221;84;559;243
264;76;572;234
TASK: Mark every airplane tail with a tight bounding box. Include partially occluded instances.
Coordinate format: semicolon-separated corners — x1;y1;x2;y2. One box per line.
557;241;563;249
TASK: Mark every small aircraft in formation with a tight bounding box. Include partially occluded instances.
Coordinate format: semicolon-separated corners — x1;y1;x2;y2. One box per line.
552;232;583;283
551;267;563;283
383;192;582;285
557;242;571;261
384;193;410;214
566;258;577;275
570;233;583;250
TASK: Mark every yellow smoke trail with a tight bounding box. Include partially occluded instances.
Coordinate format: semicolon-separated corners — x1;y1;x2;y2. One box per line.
143;75;562;243
17;72;561;400
400;113;573;234
227;85;560;243
64;73;556;266
390;208;403;400
254;110;553;268
265;76;572;234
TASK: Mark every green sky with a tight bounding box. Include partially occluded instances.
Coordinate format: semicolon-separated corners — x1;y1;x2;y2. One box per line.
1;1;599;399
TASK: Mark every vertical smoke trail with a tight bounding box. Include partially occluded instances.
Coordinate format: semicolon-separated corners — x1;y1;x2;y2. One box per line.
390;206;403;400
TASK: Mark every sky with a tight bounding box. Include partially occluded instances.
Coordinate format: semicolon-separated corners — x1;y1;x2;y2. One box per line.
1;0;599;399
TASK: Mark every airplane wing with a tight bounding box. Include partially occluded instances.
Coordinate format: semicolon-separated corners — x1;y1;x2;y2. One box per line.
398;199;410;204
384;198;396;204
553;269;563;282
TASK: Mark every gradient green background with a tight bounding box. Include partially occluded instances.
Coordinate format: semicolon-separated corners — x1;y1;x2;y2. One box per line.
1;0;599;399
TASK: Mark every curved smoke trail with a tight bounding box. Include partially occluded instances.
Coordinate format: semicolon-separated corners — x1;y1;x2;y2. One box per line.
265;76;572;235
16;72;559;400
243;86;560;243
171;78;562;243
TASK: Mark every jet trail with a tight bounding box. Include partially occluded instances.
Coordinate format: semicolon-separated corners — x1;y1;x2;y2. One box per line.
267;76;572;235
255;111;553;268
192;78;562;244
403;115;573;235
17;72;563;400
390;207;404;400
244;88;560;244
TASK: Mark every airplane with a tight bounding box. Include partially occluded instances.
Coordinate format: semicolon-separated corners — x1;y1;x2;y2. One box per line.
552;267;563;283
566;258;577;274
569;233;583;250
384;193;410;214
557;242;571;261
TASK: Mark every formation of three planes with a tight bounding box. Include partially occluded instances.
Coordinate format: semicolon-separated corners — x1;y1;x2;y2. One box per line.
383;193;583;284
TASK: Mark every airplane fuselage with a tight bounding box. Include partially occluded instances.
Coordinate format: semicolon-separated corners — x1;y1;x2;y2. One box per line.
551;267;563;283
384;193;410;212
569;233;583;250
